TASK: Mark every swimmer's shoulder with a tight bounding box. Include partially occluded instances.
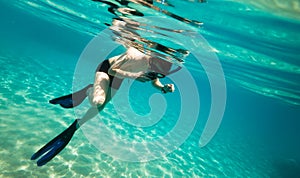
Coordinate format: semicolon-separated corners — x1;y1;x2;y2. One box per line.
126;47;149;60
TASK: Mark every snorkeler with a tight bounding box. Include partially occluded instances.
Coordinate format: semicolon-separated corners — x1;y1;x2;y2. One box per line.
31;46;183;166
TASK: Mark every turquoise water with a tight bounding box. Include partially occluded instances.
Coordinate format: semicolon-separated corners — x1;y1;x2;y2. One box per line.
1;0;300;177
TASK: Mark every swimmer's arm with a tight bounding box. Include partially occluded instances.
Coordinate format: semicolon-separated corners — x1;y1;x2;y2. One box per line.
152;78;164;90
152;78;175;93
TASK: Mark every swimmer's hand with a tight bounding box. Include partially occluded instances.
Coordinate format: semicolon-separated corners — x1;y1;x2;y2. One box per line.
161;84;175;93
136;72;152;82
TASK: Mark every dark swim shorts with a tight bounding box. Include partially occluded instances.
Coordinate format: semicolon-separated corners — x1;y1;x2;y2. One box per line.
96;60;123;90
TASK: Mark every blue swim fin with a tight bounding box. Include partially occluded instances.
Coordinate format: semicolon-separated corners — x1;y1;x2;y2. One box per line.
49;84;93;108
31;119;79;166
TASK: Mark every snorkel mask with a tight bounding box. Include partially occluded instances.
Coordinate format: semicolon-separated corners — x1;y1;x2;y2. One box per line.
145;71;165;80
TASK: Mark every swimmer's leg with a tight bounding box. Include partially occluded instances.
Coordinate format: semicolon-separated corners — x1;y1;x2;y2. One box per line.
78;72;118;126
78;87;119;126
31;119;79;166
90;72;110;108
88;72;110;107
49;84;93;108
31;73;121;166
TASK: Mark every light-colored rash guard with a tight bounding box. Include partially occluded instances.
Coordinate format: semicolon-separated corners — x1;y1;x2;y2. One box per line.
108;47;152;79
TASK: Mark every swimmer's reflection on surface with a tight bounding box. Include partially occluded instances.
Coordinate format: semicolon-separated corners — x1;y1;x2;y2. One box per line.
92;0;204;26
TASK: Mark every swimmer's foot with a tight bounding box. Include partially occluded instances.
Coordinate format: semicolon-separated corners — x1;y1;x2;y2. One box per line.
31;119;80;166
49;84;93;108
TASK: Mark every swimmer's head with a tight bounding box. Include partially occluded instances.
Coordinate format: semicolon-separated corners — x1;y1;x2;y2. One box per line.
148;43;189;63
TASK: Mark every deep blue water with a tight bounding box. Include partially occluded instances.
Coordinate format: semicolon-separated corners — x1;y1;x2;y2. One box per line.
1;0;300;177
